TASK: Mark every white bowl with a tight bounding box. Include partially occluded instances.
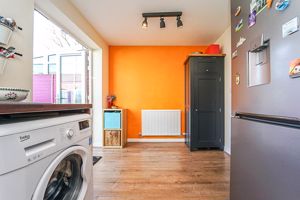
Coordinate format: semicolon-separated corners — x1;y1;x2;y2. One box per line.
0;87;30;102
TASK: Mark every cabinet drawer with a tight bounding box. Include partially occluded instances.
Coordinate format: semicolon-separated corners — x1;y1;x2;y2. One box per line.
195;65;220;73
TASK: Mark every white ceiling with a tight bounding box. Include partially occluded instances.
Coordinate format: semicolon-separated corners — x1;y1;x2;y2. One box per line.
70;0;230;46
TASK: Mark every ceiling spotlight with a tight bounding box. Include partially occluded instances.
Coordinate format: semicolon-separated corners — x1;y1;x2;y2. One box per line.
177;16;183;28
160;17;166;28
142;17;148;28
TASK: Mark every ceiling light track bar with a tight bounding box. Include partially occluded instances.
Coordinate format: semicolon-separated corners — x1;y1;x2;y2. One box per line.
142;12;182;18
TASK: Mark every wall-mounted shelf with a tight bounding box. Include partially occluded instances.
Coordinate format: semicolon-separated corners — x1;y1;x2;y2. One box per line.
103;109;127;148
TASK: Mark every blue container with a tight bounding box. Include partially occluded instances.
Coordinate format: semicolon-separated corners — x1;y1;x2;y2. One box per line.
104;111;121;129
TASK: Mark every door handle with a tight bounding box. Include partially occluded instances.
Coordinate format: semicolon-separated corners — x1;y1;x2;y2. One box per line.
194;109;199;112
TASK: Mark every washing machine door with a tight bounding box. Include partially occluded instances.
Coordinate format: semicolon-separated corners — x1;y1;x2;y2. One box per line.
32;146;92;200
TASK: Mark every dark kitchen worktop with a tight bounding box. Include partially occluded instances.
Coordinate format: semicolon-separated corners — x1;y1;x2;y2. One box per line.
0;103;92;116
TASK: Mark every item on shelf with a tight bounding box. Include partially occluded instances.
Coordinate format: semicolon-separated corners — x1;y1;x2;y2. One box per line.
0;87;29;102
106;95;116;108
205;44;221;54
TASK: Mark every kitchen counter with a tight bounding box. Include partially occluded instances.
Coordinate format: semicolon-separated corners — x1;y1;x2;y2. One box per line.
0;103;92;116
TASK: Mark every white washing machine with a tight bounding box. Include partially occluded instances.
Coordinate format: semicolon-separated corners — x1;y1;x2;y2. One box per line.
0;114;93;200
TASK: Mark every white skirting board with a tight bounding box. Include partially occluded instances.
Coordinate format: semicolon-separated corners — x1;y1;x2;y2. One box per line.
224;146;231;155
127;138;185;143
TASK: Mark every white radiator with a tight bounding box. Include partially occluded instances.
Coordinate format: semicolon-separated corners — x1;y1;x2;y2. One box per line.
141;110;181;136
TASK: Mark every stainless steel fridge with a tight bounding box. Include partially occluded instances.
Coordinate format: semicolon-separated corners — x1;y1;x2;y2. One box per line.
230;0;300;200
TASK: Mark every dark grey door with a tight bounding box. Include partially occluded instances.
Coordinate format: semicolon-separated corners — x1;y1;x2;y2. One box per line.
191;58;224;149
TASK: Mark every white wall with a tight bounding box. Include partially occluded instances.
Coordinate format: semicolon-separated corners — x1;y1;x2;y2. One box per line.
0;0;34;100
215;26;232;154
35;0;109;147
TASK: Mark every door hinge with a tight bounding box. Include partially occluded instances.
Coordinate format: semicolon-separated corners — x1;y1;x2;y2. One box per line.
219;108;222;112
219;77;222;82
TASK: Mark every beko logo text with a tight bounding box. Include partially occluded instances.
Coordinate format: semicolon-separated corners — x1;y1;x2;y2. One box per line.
20;135;30;142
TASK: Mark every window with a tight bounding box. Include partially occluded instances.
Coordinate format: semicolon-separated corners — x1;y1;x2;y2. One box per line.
33;10;91;104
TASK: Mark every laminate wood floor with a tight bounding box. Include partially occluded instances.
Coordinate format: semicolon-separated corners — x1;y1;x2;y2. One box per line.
93;143;230;200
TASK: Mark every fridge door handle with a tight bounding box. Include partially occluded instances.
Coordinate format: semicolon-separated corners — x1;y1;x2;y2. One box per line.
235;112;300;129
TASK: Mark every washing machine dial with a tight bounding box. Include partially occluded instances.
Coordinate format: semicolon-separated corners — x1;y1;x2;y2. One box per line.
66;129;75;139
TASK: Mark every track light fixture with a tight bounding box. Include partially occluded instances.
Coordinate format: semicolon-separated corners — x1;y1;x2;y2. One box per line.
142;12;183;29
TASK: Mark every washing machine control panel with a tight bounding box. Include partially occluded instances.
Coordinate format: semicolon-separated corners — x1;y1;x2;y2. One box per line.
79;120;90;130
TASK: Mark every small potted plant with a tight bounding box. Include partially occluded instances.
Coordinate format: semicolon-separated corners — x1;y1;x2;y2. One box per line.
106;95;116;109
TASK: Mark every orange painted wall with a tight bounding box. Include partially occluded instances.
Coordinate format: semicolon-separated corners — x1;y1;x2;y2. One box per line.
109;46;207;138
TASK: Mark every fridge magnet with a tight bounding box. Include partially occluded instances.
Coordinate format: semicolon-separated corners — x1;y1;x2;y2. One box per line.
248;10;257;28
235;73;241;85
232;50;238;59
236;37;247;48
235;6;242;16
250;0;267;15
250;0;257;12
289;58;300;78
235;19;244;32
267;0;274;8
282;17;299;38
275;0;290;11
256;0;267;14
